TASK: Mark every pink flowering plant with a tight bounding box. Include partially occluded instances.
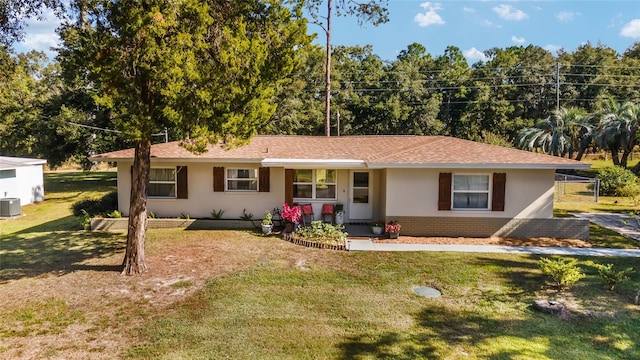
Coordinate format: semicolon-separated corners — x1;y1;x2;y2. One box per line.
385;221;401;234
282;203;301;223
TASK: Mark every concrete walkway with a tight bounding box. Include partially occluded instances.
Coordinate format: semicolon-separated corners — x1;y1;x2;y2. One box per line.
346;240;640;257
345;212;640;257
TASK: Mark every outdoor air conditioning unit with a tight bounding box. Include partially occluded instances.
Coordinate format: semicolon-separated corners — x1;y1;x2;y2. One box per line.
0;198;21;217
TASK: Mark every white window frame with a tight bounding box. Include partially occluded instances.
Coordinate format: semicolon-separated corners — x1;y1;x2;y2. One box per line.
225;168;258;192
452;173;491;210
149;168;177;198
293;169;337;200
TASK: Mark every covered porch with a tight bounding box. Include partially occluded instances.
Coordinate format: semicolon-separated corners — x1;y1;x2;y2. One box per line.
342;223;384;239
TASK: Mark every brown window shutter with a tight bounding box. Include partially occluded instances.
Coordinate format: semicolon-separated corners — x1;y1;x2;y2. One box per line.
176;166;188;199
285;169;294;206
259;167;270;192
492;173;506;211
213;167;224;192
438;172;452;210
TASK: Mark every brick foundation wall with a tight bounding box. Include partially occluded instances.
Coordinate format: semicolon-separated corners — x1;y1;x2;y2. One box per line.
387;216;589;240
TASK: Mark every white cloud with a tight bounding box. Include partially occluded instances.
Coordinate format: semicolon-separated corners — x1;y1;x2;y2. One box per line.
493;4;528;21
481;19;501;28
464;47;488;62
544;44;563;54
20;33;60;52
621;19;640;38
414;2;445;27
511;35;525;44
463;7;475;13
556;11;578;22
15;9;61;57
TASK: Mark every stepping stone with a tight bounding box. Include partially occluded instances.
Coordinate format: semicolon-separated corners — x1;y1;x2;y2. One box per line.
413;286;441;298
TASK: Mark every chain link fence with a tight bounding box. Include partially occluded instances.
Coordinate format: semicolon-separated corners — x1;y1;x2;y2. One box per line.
554;173;599;203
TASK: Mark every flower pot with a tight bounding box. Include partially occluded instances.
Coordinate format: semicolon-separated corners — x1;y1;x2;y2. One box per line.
387;231;399;239
335;211;345;225
261;224;273;235
284;222;295;233
372;226;383;235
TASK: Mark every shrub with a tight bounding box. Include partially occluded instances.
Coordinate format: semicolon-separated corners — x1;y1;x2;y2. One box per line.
618;182;640;207
71;191;118;217
597;166;639;196
80;209;92;230
106;210;122;218
538;257;585;289
593;263;634;291
239;209;253;221
292;221;347;246
210;209;225;219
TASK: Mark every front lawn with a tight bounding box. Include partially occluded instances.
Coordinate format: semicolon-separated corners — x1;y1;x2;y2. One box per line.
129;248;640;359
2;170;640;359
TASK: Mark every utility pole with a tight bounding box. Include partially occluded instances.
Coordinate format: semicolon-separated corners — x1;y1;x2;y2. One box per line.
324;0;332;137
556;62;560;111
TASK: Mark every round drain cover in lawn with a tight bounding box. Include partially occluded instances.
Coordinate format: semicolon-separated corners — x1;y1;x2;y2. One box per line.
413;286;441;298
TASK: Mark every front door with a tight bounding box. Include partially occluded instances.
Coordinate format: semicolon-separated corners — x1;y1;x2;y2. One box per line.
349;170;372;220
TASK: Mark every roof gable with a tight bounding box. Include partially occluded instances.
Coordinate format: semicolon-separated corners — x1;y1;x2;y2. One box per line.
0;156;47;170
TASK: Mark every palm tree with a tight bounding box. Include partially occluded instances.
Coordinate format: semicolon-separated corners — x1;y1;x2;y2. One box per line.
518;107;589;158
594;97;637;167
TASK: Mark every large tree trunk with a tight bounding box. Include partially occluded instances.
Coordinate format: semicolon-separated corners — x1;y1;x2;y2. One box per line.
122;139;151;275
610;148;621;166
574;137;591;161
620;131;637;168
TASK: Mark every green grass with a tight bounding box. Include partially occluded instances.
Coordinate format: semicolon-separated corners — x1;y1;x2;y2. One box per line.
0;297;86;337
128;251;640;359
4;170;640;359
577;158;640;179
0;170;123;281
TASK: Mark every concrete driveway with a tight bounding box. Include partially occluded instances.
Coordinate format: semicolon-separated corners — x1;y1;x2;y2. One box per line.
571;212;640;242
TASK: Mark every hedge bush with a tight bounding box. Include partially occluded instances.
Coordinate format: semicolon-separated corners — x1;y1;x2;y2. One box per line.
71;191;118;217
597;166;639;196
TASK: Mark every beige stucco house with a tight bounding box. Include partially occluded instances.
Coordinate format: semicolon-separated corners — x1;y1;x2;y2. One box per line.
91;135;590;239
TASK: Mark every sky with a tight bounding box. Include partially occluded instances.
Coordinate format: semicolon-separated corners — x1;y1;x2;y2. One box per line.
13;1;640;63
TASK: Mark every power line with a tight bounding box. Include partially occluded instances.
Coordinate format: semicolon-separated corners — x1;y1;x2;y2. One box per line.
66;121;168;138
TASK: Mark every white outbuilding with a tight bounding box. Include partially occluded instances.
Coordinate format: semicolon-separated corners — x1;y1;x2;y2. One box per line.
0;156;47;215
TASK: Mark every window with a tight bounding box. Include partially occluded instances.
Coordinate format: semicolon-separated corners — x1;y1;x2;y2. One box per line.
149;168;176;198
452;174;489;210
0;169;16;179
293;169;336;200
227;168;258;191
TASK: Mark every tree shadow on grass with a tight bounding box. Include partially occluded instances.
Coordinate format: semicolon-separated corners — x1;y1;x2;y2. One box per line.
11;215;84;234
338;303;633;359
0;224;125;283
471;255;543;293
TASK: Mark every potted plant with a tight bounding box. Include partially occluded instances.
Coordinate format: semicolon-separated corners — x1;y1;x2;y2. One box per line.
371;220;384;235
385;220;401;239
281;203;301;233
334;203;345;225
261;210;273;234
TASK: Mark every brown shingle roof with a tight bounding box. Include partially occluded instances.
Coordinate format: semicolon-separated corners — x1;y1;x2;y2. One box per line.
91;135;589;169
